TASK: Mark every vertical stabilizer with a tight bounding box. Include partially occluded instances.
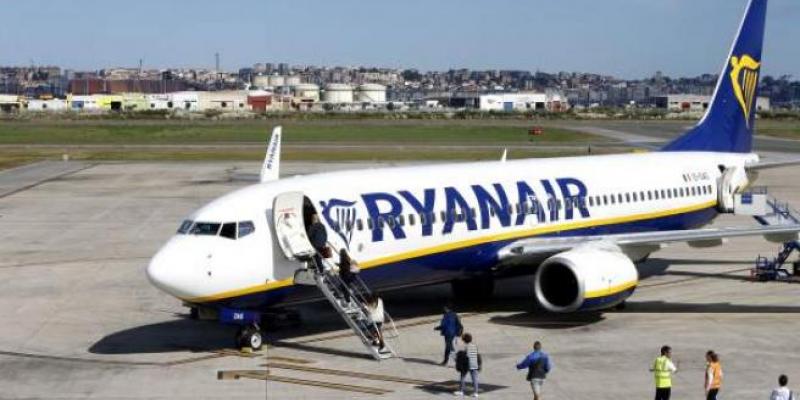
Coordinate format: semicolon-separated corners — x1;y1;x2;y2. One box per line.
662;0;767;153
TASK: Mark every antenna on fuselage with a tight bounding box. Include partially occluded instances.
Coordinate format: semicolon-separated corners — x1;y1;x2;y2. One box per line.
260;126;282;183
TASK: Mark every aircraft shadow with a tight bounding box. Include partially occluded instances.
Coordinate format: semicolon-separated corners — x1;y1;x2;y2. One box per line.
619;301;800;313
89;316;238;355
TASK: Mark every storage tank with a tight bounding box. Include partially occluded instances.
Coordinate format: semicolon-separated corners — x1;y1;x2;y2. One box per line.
293;83;320;101
267;75;285;87
356;83;387;103
284;75;301;86
323;83;353;103
252;75;270;89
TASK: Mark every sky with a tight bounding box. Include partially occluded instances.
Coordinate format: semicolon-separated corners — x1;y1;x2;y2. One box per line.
0;0;798;79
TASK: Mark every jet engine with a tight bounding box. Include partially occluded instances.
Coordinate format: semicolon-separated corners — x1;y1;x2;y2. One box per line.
534;245;638;313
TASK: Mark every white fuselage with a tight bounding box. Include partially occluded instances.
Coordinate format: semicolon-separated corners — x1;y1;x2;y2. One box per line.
147;151;757;309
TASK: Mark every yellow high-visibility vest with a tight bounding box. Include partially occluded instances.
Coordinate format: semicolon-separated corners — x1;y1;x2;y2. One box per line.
653;356;673;388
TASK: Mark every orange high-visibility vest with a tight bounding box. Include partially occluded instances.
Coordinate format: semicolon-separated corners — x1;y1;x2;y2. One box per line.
707;362;722;389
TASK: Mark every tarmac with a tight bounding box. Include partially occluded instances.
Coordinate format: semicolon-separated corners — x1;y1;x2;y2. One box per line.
1;159;800;399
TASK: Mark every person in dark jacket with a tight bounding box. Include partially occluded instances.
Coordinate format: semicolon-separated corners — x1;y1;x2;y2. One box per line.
337;248;359;304
516;341;552;400
434;303;462;366
306;214;327;272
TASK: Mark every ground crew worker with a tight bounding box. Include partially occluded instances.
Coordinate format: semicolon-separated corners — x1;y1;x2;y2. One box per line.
649;345;677;400
704;350;722;400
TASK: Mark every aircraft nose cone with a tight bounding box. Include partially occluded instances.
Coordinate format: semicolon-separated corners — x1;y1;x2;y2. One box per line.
147;245;182;296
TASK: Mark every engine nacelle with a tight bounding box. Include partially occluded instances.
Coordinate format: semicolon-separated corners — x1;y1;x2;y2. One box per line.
535;245;638;313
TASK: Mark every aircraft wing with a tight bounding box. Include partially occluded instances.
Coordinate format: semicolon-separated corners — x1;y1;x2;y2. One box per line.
746;158;800;171
498;224;800;260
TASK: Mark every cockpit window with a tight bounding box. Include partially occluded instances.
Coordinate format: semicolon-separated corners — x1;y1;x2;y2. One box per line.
177;220;193;234
220;222;237;239
238;221;255;238
190;222;221;235
177;220;254;239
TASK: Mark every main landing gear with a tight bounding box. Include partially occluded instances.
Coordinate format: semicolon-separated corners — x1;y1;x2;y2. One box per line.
236;324;263;351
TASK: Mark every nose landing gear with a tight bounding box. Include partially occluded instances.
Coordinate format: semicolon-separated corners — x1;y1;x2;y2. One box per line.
236;324;263;351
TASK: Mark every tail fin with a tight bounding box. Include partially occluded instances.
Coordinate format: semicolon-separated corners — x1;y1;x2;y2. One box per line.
662;0;767;153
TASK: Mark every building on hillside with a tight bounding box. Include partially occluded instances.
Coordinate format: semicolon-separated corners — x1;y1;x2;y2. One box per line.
247;90;273;112
0;94;21;112
26;98;67;112
652;94;771;112
478;92;568;111
68;95;101;111
121;93;148;111
170;92;200;111
197;90;248;111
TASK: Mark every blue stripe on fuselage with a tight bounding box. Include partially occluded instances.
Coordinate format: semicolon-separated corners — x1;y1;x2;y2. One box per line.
210;206;717;311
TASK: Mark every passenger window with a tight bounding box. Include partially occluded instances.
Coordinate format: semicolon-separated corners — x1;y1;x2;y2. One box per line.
429;212;436;224
647;191;653;201
625;193;631;203
220;222;236;239
177;220;193;234
589;197;594;207
440;211;446;222
190;222;221;235
610;195;616;205
617;194;623;203
470;208;477;220
409;214;416;226
356;219;364;231
367;219;374;230
398;215;405;226
387;217;395;228
603;195;608;205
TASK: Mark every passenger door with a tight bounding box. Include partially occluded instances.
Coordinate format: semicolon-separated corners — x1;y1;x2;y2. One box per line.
272;191;316;261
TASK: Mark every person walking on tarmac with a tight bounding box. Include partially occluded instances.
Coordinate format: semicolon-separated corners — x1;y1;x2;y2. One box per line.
704;350;723;400
771;374;794;400
307;214;328;273
454;333;481;397
516;341;552;400
650;345;678;400
435;303;463;366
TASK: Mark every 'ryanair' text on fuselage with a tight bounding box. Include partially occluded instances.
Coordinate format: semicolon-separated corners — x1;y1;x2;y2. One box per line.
343;177;591;243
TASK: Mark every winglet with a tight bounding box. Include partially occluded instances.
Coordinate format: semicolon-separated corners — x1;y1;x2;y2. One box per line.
260;126;282;183
500;148;508;162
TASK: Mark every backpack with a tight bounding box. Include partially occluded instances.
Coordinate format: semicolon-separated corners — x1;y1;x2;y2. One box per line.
455;350;469;373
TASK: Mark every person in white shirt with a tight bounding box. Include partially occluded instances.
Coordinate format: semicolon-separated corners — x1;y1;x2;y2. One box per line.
771;374;794;400
368;293;387;353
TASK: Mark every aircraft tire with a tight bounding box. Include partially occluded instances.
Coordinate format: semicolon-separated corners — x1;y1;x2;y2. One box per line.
238;326;263;351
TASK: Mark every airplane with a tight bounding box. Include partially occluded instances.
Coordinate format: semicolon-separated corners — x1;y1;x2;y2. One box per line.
147;0;798;350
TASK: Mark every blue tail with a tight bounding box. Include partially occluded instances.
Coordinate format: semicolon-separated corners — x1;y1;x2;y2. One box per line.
662;0;767;153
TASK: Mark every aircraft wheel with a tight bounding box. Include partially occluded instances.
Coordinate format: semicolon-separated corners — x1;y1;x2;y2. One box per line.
238;326;263;350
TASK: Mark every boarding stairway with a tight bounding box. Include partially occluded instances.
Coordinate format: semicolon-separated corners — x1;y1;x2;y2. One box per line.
745;188;800;281
298;254;400;361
